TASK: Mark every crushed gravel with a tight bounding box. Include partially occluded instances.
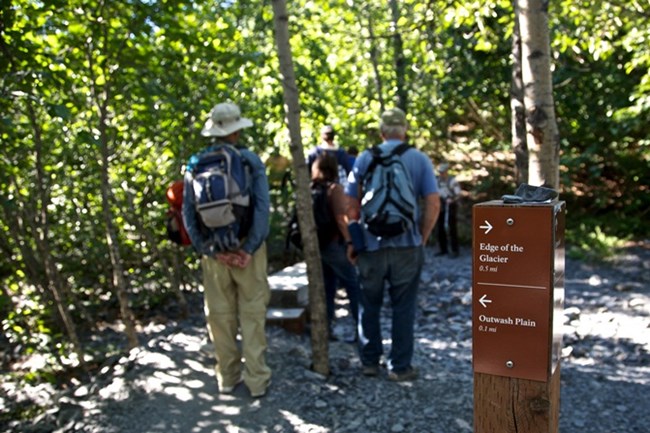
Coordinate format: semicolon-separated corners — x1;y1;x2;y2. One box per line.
2;242;649;433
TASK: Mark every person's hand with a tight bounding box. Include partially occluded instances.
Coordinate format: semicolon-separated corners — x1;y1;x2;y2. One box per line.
346;244;357;265
233;250;252;268
215;252;238;267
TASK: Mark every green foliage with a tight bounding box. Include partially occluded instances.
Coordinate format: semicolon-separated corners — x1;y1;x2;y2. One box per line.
0;0;648;381
566;223;630;262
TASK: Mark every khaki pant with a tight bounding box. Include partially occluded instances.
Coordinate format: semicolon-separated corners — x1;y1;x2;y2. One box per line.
202;244;271;395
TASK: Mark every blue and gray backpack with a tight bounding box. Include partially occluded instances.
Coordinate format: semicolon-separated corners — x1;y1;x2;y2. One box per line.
189;145;252;252
360;143;416;238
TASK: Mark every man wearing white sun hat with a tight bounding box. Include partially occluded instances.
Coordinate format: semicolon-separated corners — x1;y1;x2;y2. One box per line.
182;102;272;398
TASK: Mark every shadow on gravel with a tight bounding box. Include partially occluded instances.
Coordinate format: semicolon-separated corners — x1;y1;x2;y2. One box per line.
4;242;648;433
560;361;650;433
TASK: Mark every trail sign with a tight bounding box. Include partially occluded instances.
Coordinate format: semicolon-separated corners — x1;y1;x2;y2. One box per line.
472;201;565;381
472;200;565;433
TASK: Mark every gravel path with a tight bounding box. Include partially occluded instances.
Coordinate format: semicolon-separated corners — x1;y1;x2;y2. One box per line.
4;242;649;433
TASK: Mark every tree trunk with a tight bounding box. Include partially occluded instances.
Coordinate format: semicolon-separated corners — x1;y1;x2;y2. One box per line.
27;98;86;369
122;182;189;318
511;4;528;185
365;14;386;113
97;100;139;349
390;0;408;112
516;0;561;189
271;0;330;377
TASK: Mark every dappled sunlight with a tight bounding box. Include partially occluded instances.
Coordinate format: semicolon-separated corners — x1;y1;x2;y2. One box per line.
98;377;129;401
163;386;194;402
566;361;650;386
197;391;217;401
134;374;168;394
136;351;177;370
267;262;309;289
194;419;240;433
210;403;242;416
169;332;202;346
185;357;212;373
566;308;650;347
151;370;181;384
280;409;329;433
183;379;206;389
418;336;469;352
416;330;473;365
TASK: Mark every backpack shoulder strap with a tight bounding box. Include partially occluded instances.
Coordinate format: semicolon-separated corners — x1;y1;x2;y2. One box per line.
390;143;412;157
364;146;383;177
364;143;411;178
231;146;253;194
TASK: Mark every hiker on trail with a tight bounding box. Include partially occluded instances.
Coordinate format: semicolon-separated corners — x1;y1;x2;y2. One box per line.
305;124;353;337
182;102;271;398
344;107;440;382
311;152;360;342
306;125;352;187
435;162;462;258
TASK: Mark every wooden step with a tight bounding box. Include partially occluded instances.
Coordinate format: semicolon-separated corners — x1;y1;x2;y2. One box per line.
267;261;308;308
266;307;306;335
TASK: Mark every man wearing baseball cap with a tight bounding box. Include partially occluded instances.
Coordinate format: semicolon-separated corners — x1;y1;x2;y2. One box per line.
182;102;272;398
344;107;440;382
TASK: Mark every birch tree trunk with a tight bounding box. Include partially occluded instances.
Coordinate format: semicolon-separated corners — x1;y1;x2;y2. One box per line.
27;98;86;369
95;85;139;349
390;0;408;112
122;182;189;318
511;4;528;185
516;0;560;189
364;13;386;113
271;0;330;376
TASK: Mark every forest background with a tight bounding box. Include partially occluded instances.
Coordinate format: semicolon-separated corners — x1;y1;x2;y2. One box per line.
1;0;648;395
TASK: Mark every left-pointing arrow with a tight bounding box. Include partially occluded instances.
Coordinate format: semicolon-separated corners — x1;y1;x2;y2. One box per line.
479;294;492;308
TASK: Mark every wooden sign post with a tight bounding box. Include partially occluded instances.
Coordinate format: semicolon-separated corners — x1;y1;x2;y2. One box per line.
472;201;565;433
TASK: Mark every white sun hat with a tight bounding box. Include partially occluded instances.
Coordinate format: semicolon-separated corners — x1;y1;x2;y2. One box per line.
201;102;253;137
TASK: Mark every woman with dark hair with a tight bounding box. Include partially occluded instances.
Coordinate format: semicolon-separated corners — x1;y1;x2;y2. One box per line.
311;153;360;341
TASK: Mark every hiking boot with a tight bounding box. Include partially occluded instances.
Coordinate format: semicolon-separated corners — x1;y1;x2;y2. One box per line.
362;364;380;377
220;376;243;394
388;367;418;382
250;380;271;398
199;342;214;358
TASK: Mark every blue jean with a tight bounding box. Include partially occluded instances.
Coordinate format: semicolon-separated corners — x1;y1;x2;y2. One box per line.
320;240;360;326
356;246;424;372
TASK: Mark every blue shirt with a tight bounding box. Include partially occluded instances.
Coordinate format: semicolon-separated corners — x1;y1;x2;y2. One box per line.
182;143;270;256
345;140;438;251
306;146;352;180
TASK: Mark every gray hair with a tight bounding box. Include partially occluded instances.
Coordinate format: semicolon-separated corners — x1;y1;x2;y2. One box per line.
380;123;408;139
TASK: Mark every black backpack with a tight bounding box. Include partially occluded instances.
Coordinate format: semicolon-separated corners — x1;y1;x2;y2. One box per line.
286;181;339;250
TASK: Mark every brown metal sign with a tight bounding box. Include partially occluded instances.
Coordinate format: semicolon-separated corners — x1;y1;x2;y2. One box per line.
472;201;564;382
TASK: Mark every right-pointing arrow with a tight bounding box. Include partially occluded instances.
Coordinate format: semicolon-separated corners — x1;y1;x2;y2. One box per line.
479;294;492;308
479;220;493;234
